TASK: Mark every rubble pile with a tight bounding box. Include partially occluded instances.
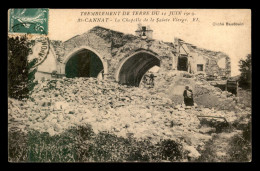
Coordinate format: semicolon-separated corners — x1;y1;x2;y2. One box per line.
8;98;29;133
8;76;250;160
151;70;240;111
193;78;240;111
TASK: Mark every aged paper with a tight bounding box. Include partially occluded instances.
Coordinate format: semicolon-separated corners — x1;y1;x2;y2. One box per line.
8;9;251;162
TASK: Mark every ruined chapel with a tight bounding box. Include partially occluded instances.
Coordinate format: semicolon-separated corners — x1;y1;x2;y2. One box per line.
35;25;231;86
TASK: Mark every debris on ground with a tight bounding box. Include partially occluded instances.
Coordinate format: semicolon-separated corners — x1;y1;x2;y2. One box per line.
8;73;251;160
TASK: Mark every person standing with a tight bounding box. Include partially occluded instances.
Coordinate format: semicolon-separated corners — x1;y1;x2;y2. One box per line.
149;73;155;87
183;86;194;106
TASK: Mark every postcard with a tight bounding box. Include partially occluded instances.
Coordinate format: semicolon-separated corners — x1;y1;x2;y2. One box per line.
8;9;251;162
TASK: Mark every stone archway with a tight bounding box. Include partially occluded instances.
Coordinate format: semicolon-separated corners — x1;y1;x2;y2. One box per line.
115;50;160;87
61;46;108;79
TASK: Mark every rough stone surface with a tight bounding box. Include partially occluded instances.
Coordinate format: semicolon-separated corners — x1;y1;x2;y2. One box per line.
38;26;231;82
8;74;251;160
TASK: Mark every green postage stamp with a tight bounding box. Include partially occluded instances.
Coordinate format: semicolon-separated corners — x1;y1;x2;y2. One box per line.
9;8;48;34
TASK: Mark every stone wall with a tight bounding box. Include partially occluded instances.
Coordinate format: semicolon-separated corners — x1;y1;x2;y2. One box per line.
174;38;231;78
45;26;231;82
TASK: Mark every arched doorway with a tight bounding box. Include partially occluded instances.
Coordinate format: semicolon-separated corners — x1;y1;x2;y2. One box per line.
65;49;103;78
117;51;160;87
139;66;160;88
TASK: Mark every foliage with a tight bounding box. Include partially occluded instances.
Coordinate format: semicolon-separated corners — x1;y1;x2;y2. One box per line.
159;139;184;161
238;54;251;89
228;121;251;162
195;137;218;162
8;125;185;162
196;121;252;162
8;130;29;162
8;36;37;100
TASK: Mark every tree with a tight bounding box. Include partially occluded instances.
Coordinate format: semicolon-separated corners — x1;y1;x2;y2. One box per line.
8;36;37;100
238;54;251;89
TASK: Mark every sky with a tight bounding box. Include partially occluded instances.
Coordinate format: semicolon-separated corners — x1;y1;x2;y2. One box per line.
48;9;251;76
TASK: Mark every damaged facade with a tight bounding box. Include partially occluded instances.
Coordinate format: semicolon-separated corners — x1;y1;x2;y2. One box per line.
36;25;231;86
174;38;231;78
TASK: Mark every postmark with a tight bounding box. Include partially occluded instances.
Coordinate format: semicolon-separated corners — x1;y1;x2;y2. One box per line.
27;34;50;68
9;8;48;35
9;22;50;68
